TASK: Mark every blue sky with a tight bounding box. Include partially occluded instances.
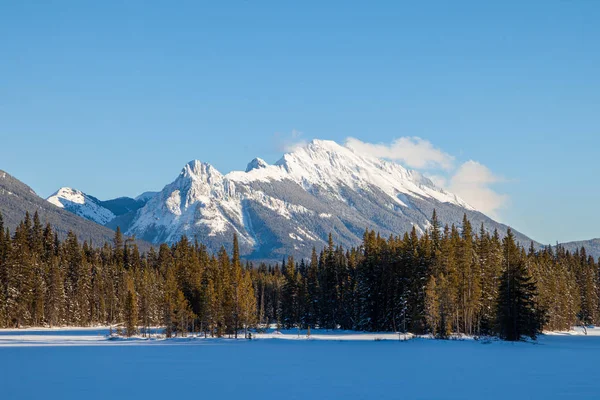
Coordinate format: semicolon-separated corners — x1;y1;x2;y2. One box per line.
1;1;599;244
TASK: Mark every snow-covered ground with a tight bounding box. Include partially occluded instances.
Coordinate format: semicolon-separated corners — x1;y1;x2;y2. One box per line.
1;327;599;399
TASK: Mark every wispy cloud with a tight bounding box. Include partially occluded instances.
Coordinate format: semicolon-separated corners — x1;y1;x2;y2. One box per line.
345;136;508;217
274;129;307;153
425;174;448;188
448;161;508;218
345;136;455;170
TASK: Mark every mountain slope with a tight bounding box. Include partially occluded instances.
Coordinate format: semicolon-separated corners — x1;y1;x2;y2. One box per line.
47;188;155;227
47;187;116;225
125;140;537;259
557;239;600;259
0;170;121;245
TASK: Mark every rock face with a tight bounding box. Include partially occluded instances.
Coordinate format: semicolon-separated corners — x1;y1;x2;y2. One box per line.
116;140;536;260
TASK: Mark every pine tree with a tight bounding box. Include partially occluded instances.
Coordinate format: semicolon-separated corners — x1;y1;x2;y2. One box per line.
45;258;65;327
282;256;302;329
305;247;320;329
163;267;177;338
217;246;232;336
424;276;440;336
113;227;124;266
496;230;542;341
231;234;244;338
124;274;138;337
0;214;8;326
7;220;34;327
138;267;152;337
172;289;193;337
239;270;257;338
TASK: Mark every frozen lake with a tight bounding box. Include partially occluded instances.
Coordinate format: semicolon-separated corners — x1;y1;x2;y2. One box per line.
1;328;598;400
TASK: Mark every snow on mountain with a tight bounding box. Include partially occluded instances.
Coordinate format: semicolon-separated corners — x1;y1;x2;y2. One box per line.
125;139;532;260
47;187;115;225
45;186;158;230
245;158;269;172
240;139;471;209
135;191;158;202
128;160;249;246
40;140;536;259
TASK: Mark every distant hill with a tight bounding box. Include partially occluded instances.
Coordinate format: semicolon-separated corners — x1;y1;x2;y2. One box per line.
46;188;154;225
0;169;151;251
557;239;600;260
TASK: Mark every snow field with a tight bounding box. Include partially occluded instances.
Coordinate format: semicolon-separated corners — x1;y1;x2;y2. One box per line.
1;327;600;399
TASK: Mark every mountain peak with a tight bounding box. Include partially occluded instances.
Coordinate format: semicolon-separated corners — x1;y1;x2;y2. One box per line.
48;187;86;206
181;160;222;180
246;158;269;172
47;187;115;225
42;139;534;260
308;138;345;150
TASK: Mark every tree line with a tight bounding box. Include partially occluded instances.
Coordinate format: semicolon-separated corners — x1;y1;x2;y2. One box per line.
0;210;597;341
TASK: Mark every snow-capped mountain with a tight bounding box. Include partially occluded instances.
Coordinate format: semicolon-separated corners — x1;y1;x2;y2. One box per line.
46;188;156;227
44;140;537;259
121;139;534;259
47;188;116;225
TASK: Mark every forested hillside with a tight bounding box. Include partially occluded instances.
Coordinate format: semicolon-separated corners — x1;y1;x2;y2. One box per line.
0;210;597;341
0;170;151;251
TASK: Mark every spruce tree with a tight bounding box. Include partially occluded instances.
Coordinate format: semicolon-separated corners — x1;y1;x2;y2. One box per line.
424;276;440;336
124;275;138;337
496;230;542;341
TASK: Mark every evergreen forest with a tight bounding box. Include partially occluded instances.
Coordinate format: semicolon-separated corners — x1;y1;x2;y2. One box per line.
1;210;596;342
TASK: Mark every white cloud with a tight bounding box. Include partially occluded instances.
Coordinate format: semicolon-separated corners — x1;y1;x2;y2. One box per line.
345;136;455;170
345;136;509;218
274;129;307;153
425;174;448;188
448;161;508;218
